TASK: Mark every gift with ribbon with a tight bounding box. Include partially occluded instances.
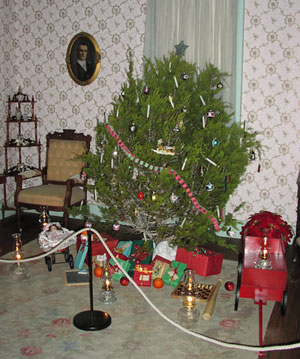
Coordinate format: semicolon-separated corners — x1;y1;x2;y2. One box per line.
133;264;153;287
162;260;187;287
151;255;171;280
113;241;133;259
128;239;154;277
175;247;223;277
108;257;131;281
76;232;118;265
74;240;88;270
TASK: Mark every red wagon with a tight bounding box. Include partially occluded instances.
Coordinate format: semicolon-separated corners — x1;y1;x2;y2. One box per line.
234;236;288;348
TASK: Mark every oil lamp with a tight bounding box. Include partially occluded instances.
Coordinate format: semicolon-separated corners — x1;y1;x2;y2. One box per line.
39;206;50;230
255;229;272;269
181;268;197;295
178;294;200;329
177;269;200;329
10;233;29;280
99;265;117;304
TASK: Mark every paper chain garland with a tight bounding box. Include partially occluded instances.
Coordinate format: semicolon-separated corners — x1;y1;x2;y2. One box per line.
106;124;221;231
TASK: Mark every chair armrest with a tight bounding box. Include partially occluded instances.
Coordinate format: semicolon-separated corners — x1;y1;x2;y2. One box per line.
15;169;43;206
69;173;85;185
17;169;42;180
64;178;76;207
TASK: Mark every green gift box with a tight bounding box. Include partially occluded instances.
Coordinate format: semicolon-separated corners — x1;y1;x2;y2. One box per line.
128;240;154;277
162;260;187;287
109;257;131;281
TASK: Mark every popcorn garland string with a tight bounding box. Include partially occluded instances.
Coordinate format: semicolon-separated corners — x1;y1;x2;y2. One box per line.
106;124;221;231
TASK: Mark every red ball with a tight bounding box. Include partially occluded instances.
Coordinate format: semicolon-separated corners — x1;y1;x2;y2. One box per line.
224;281;234;291
153;278;164;289
120;276;129;286
94;266;104;278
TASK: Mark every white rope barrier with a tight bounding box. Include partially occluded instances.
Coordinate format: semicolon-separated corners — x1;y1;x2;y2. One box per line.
1;227;300;353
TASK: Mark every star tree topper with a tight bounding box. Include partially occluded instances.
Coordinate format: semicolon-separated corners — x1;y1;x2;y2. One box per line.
175;41;188;56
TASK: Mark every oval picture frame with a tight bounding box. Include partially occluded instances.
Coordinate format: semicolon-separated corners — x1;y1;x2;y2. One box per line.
66;32;101;86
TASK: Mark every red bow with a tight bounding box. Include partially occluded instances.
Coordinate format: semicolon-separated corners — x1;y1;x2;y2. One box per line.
109;262;119;274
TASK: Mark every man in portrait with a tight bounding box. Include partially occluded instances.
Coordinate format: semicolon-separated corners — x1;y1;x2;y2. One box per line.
72;41;96;82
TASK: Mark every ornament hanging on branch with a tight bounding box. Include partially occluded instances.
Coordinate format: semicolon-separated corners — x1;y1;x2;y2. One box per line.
170;192;178;203
181;73;189;80
151;139;176;156
212;138;219;147
173;125;180;133
143;86;150;95
137;191;144;200
113;224;120;231
151;192;157;202
206;182;215;191
207;110;215;118
182;106;188;113
112;147;118;158
250;150;256;161
129;123;137;133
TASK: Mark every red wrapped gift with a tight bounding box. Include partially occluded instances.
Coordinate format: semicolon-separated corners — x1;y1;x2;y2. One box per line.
133;264;153;287
76;233;118;264
176;247;224;277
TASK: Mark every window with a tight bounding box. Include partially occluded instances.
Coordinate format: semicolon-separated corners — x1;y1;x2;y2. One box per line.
144;0;244;123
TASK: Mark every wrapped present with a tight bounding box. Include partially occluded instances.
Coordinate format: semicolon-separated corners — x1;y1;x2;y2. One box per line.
108;257;131;281
176;247;224;277
94;254;107;267
74;241;88;270
162;260;187;287
133;264;153;287
114;241;133;259
151;255;171;280
128;240;154;277
76;233;118;265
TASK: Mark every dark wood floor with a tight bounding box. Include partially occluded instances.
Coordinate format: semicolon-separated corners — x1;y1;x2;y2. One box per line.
0;213;300;358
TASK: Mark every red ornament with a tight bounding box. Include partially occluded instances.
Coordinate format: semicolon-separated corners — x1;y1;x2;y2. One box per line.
137;191;144;200
153;278;164;289
120;276;129;286
224;281;234;291
94;266;104;278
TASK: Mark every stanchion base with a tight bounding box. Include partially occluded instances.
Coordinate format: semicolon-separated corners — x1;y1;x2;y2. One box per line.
73;310;111;331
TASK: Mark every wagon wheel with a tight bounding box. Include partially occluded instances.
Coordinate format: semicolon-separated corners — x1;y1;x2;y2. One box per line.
281;285;288;316
68;254;74;269
64;248;70;262
51;253;56;264
234;251;243;311
46;256;52;272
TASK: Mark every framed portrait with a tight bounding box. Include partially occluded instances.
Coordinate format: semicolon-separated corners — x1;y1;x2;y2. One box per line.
66;32;101;86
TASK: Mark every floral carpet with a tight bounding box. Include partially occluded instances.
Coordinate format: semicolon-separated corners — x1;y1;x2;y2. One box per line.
0;240;274;359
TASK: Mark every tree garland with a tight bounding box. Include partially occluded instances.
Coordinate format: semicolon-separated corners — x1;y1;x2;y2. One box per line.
106;124;221;231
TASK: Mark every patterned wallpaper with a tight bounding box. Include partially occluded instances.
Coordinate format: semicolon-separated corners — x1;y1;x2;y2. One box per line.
0;0;147;208
226;0;300;228
0;0;299;229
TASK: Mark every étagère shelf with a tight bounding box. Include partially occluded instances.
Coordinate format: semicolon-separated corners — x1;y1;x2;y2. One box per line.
4;87;41;176
1;88;42;216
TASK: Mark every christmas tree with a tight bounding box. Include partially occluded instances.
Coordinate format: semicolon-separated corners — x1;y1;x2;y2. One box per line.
77;52;259;250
